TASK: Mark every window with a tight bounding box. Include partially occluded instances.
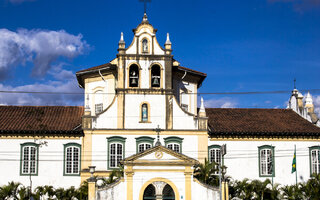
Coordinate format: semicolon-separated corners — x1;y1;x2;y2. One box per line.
94;90;103;114
20;143;39;176
136;136;154;153
151;65;161;87
129;64;139;87
107;136;126;169
141;103;148;122
309;146;320;175
164;137;183;153
64;143;81;176
180;91;189;112
142;39;148;52
208;145;222;175
258;145;275;177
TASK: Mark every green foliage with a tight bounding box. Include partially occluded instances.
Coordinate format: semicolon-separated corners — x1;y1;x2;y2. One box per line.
193;158;220;186
0;181;88;200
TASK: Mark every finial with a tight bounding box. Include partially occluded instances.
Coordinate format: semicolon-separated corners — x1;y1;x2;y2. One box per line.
155;125;161;146
119;32;125;44
142;13;149;23
165;33;171;45
199;97;206;113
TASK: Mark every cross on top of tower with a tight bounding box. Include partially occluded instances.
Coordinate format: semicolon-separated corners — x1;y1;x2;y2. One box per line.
294;78;296;89
155;125;162;146
139;0;151;14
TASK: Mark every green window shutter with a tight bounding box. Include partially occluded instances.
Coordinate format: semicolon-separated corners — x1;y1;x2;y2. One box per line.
63;143;81;176
309;146;320;176
258;145;275;177
20;142;39;176
135;136;155;153
164;136;183;153
107;136;126;170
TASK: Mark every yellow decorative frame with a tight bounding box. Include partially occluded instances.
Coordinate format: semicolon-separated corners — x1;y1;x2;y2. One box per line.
140;37;151;54
127;62;142;88
138;177;180;200
149;62;164;89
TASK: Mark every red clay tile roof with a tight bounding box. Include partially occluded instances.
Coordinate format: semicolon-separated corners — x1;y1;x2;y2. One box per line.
176;66;207;77
0;106;84;136
76;63;116;74
206;108;320;136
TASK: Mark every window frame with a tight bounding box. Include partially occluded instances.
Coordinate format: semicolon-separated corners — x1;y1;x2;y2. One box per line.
208;145;222;175
258;145;275;177
20;142;39;176
164;136;183;153
136;136;155;153
309;146;320;176
63;143;81;176
128;64;140;88
107;136;126;170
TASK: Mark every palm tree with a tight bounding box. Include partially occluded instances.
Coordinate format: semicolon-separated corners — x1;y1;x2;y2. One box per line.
281;184;304;200
0;181;21;199
230;178;255;199
302;173;320;199
251;179;271;200
193;158;219;186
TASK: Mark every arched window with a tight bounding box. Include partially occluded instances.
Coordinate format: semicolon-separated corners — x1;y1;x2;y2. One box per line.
162;184;175;200
164;137;183;153
258;145;275;177
142;39;148;53
64;143;81;175
141;103;148;122
94;90;103;114
107;136;126;169
138;143;152;153
129;65;139;87
136;136;154;153
143;184;156;200
209;145;221;175
309;146;320;175
20;143;39;175
151;65;161;87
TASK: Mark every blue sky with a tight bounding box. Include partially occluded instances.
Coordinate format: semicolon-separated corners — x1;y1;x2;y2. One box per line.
0;0;320;112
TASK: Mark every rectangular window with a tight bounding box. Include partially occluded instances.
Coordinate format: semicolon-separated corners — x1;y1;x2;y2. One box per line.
95;103;103;114
64;145;80;175
210;148;221;175
167;143;180;153
110;143;123;168
259;146;274;177
21;144;38;175
138;143;152;153
311;149;320;175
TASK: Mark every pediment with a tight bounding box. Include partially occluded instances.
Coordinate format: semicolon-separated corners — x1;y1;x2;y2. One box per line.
122;145;198;166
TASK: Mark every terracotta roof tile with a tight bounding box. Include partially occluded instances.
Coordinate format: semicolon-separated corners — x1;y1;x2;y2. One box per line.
0;106;84;135
76;63;116;74
206;108;320;136
176;66;207;77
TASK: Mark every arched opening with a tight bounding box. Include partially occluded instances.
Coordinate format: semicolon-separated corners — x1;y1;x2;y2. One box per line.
151;65;161;87
142;39;148;52
143;184;156;200
162;184;175;200
129;64;139;87
141;103;148;122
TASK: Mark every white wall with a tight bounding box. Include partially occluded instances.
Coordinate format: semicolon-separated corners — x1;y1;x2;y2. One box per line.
0;138;82;188
208;140;320;186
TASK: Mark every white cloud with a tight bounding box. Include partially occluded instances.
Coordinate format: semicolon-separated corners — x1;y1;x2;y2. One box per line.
313;95;320;117
0;78;83;106
8;0;36;4
203;97;238;108
0;28;88;80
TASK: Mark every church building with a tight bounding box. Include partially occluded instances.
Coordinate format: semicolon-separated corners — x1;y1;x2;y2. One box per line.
0;12;320;200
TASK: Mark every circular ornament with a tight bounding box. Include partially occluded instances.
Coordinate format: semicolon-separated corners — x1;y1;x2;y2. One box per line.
155;151;163;159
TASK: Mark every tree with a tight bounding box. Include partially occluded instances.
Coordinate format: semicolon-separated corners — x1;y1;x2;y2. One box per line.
0;181;21;199
193;158;219;186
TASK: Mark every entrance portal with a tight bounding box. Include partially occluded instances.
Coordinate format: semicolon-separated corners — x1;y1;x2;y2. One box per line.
143;182;175;200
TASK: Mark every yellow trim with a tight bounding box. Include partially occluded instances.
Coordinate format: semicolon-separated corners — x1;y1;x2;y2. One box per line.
125;166;134;200
149;62;164;89
139;101;151;123
127;62;142;89
81;131;92;173
133;169;185;172
138;177;180;200
185;166;192;200
198;134;208;163
140;37;151;54
210;137;320;141
84;129;208;135
88;181;96;200
0;136;80;139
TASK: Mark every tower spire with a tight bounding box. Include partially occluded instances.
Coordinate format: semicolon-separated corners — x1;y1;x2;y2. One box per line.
139;0;151;14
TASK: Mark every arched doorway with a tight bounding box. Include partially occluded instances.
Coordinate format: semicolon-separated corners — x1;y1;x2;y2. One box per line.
143;184;156;200
143;182;175;200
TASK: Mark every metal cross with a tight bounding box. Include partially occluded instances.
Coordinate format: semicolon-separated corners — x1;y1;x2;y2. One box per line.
294;78;296;89
139;0;151;14
155;125;161;146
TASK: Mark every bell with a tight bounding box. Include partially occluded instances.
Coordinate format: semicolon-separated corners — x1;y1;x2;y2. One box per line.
152;77;159;86
131;78;137;85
